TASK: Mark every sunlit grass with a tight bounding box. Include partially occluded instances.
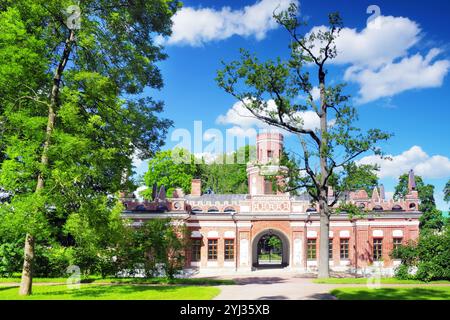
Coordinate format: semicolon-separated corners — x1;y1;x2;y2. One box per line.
314;278;450;284
0;284;220;300
0;276;234;286
331;286;450;300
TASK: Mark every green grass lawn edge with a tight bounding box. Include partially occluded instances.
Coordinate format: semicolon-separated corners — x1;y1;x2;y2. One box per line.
0;284;221;300
0;276;235;286
330;286;450;300
313;277;450;284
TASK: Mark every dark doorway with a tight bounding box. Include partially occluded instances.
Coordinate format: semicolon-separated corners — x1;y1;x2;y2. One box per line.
257;234;283;266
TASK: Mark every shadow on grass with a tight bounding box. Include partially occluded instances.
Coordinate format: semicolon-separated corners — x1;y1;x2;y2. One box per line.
331;287;450;300
257;295;288;300
0;286;18;292
37;285;181;299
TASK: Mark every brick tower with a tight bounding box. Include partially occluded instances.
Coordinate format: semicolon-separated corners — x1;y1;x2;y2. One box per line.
247;132;288;195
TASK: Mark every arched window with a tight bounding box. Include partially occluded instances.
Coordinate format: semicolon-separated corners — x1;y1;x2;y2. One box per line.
409;203;416;209
135;205;146;211
372;205;383;211
358;203;366;209
207;207;219;213
191;207;203;214
224;207;236;213
392;205;403;211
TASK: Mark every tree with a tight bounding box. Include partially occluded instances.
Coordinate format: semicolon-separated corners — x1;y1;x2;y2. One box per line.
394;173;444;232
216;3;391;277
0;0;180;295
142;148;197;197
392;224;450;281
197;145;255;194
445;180;450;207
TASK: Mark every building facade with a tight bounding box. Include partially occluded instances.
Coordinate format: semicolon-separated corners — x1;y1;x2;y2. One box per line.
121;133;421;275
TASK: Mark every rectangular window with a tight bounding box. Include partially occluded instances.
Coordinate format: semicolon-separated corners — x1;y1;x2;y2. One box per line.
373;238;383;260
224;239;235;261
267;150;273;159
191;239;201;262
208;239;218;260
307;239;316;260
340;238;349;259
393;238;403;251
329;239;333;259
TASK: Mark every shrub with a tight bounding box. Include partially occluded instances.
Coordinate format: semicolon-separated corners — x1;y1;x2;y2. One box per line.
392;225;450;281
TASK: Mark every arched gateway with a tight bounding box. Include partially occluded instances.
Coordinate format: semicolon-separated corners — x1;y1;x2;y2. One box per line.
252;229;290;268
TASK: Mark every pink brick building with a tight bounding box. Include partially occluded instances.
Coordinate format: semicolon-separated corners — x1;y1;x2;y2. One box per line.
122;133;421;275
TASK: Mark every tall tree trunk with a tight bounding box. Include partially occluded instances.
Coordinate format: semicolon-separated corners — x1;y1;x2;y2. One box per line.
18;234;34;295
318;194;330;278
19;29;75;296
317;67;330;278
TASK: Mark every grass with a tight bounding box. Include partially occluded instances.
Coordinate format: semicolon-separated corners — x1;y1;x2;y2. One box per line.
313;278;450;284
331;286;450;300
258;253;282;260
0;284;220;300
0;276;234;286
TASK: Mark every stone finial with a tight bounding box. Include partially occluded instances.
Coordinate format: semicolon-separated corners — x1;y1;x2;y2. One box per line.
379;184;385;201
408;169;417;192
372;186;380;202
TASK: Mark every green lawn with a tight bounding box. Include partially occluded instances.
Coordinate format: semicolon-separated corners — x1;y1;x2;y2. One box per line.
0;276;234;286
0;284;220;300
331;286;450;300
258;253;282;261
314;278;450;284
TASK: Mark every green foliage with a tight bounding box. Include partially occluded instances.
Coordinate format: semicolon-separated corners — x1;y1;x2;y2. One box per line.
114;219;188;279
340;163;379;196
142;148;197;197
392;226;450;281
444;180;450;206
267;236;282;251
0;0;180;283
335;203;365;219
197;145;255;194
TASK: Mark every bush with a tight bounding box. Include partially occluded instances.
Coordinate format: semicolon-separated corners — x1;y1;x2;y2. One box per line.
0;240;23;276
34;245;74;277
392;225;450;281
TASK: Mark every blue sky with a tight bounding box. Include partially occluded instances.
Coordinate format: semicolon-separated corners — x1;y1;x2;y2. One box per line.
135;0;450;211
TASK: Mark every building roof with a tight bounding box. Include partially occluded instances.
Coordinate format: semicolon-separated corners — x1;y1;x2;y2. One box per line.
185;194;249;202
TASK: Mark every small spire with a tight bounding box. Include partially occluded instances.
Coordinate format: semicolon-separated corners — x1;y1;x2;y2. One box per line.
379;184;385;200
372;186;380;202
408;169;416;192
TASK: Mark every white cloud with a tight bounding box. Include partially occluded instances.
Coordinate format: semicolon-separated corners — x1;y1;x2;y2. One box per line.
345;49;450;103
310;86;320;101
306;16;449;103
163;0;297;46
357;146;450;179
309;16;421;68
216;99;320;132
226;126;257;138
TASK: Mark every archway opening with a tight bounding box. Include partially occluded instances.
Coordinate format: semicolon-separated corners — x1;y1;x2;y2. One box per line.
257;234;282;266
252;229;289;269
